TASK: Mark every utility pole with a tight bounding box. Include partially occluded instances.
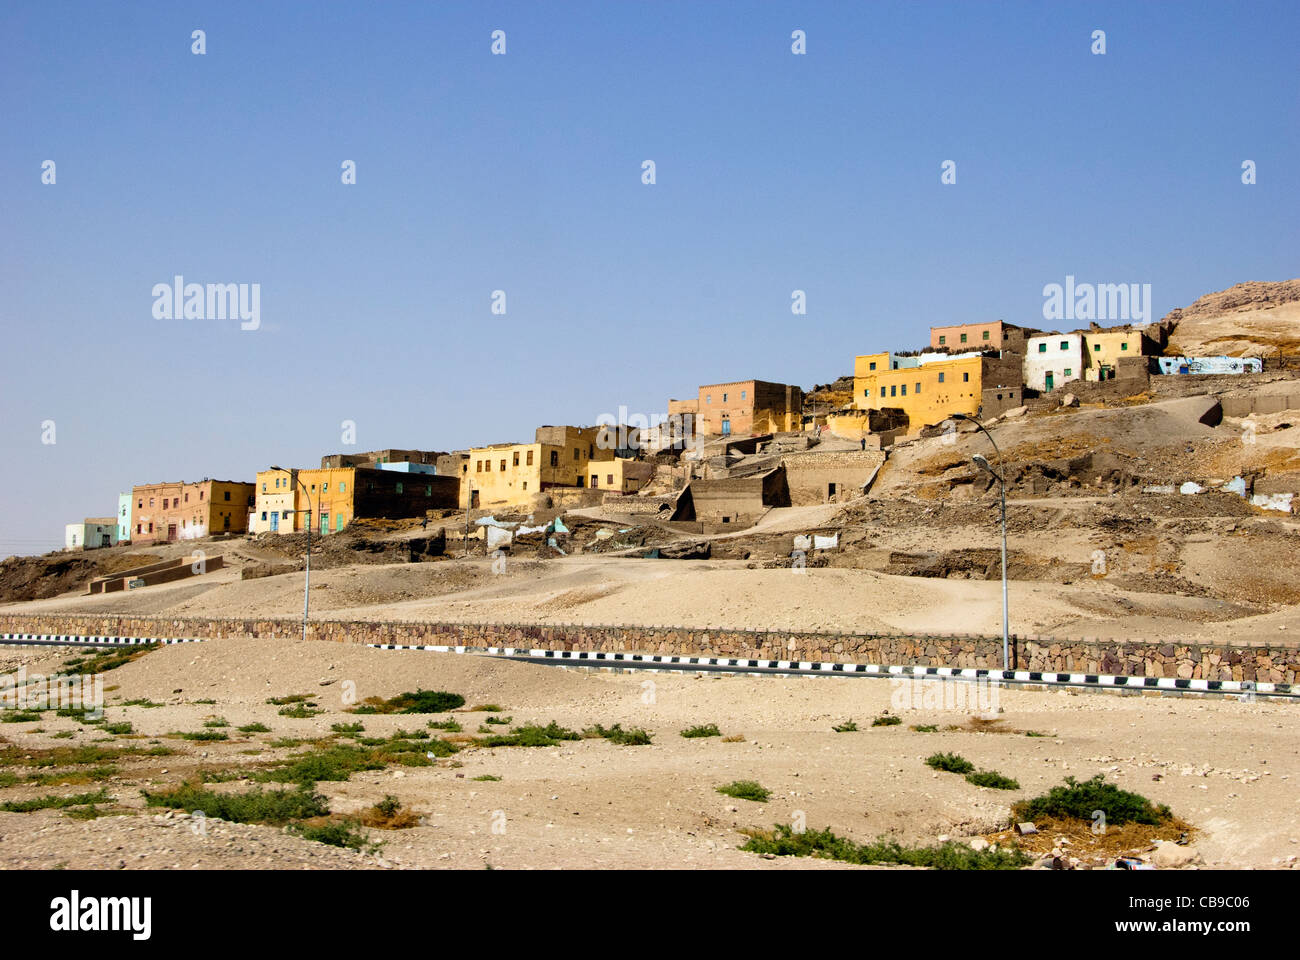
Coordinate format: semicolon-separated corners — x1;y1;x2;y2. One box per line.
950;416;1010;671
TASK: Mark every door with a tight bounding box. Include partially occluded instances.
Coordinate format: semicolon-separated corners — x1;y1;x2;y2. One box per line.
320;514;328;535
270;511;279;532
167;523;177;541
1044;372;1054;392
721;418;731;435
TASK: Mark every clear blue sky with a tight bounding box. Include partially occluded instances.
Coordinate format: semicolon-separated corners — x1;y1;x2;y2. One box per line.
2;1;1297;555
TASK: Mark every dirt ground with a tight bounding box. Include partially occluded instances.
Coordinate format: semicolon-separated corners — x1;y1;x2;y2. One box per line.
1;637;1296;870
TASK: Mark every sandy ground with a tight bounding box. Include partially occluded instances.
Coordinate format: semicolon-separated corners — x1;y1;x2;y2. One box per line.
0;637;1296;870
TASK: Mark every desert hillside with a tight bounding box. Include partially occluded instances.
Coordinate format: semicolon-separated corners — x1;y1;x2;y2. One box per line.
1163;279;1300;357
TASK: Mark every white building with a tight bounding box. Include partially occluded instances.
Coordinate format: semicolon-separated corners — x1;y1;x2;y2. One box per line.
1024;333;1087;392
65;518;118;550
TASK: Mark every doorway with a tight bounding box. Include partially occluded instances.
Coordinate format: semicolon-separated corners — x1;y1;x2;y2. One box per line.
270;511;279;532
1044;372;1055;392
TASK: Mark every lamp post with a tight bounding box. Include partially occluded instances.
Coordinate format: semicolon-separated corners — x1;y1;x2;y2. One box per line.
272;466;311;643
950;415;1009;671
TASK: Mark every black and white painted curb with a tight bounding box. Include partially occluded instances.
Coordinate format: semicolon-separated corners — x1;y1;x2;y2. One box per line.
0;634;205;648
367;643;1296;700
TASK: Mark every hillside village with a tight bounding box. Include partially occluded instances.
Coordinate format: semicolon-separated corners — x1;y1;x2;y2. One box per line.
60;281;1296;564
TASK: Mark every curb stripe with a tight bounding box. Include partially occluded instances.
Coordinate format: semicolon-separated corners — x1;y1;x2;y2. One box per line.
364;643;1294;700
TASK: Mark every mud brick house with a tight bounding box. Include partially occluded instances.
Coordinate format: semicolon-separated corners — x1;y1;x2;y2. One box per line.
694;380;803;436
462;426;616;509
285;467;459;534
131;479;255;543
929;320;1039;353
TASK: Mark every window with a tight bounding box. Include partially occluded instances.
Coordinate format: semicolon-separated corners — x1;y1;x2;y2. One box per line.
963;372;970;382
960;333;968;343
522;482;528;490
199;491;204;500
148;523;153;533
722;393;728;402
1060;341;1069;350
396;482;404;494
938;335;946;345
513;452;519;467
982;330;990;340
476;461;482;473
162;498;168;508
1093;343;1101;352
149;498;155;507
868;362;876;371
526;450;534;466
915;382;921;394
900;384;906;396
863;388;870;397
336;514;344;532
890;385;897;397
262;483;267;492
499;460;506;472
261;511;267;521
706;394;711;403
1064;368;1073;377
425;485;432;496
741;390;746;400
136;523;141;534
184;493;189;502
1121;342;1129;351
588;444;593;457
938;372;945;383
137;501;142;509
550;451;558;467
591;474;599;487
340;482;345;493
1038;343;1047;353
323;483;328;492
573;448;579;461
607;474;614;485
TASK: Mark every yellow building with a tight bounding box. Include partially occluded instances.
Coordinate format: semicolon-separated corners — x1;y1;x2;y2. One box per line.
251;466;459;535
853;352;984;430
1082;329;1148;381
251;469;298;534
464;426;617;509
587;457;654;495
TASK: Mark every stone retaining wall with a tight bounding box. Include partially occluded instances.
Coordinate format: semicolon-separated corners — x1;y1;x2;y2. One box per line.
1;614;1297;683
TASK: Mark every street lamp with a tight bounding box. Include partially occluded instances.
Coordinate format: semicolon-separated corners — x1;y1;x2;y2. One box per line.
951;415;1010;671
271;466;311;643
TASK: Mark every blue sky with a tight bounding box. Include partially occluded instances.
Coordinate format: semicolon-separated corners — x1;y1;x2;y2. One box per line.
2;1;1297;555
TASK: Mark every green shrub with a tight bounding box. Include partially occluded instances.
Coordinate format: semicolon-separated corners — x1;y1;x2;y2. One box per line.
965;771;1020;790
352;690;465;714
1013;775;1172;826
102;722;134;735
238;723;271;733
1;788;112;813
926;752;975;774
583;724;652;746
289;819;373;852
2;712;43;723
331;722;365;735
832;721;858;733
428;719;461;732
472;774;501;782
278;704;323;719
143;782;328;825
681;724;722;739
911;724;938;733
481;722;581;748
741;824;1029;870
171;730;228;741
203;718;229;728
717;780;771;802
872;715;902;727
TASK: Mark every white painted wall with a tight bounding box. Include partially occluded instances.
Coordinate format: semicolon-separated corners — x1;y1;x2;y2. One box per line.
1024;333;1087;391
